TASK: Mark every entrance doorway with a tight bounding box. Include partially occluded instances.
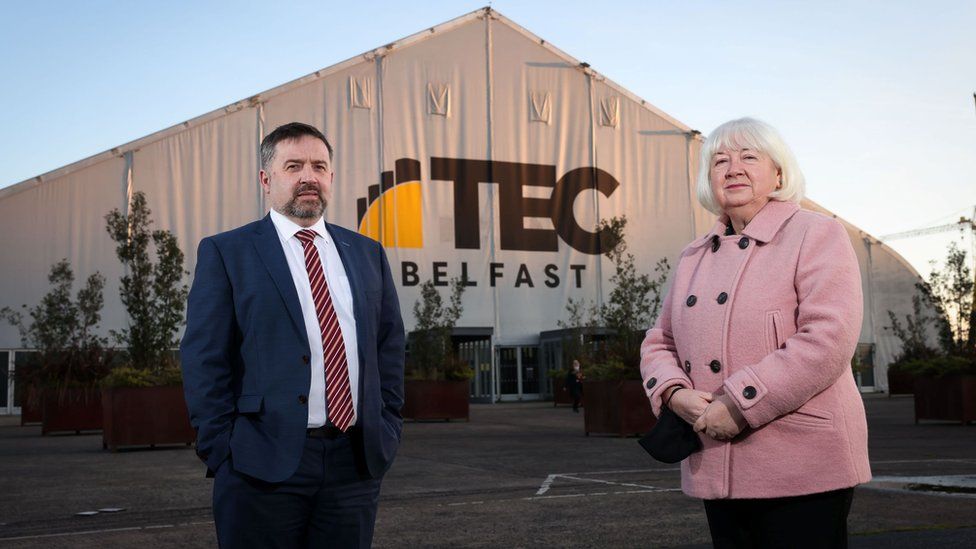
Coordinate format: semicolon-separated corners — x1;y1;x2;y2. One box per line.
0;350;26;416
452;328;494;404
458;338;493;403
495;345;542;401
854;343;876;392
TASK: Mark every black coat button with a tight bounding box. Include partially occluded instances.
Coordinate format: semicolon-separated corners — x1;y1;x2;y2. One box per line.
710;360;722;373
302;355;310;364
743;386;757;399
711;235;720;253
717;292;728;304
684;360;691;373
646;377;657;389
738;237;750;249
298;395;308;404
686;295;697;307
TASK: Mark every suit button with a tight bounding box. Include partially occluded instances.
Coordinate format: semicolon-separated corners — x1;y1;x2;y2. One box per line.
298;395;308;405
710;360;722;373
302;355;310;364
646;377;657;389
717;292;728;304
684;360;691;373
738;237;750;249
710;235;720;253
686;295;697;307
743;386;757;399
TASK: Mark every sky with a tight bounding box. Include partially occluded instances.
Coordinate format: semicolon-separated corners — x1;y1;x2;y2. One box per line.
1;0;974;277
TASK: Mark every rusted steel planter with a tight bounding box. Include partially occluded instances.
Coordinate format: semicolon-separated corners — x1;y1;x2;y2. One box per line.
583;380;655;436
913;375;976;424
403;380;469;421
42;389;103;435
20;390;42;425
887;371;916;395
101;385;195;451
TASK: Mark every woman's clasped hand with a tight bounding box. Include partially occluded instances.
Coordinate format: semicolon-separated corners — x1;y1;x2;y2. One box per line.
668;388;747;441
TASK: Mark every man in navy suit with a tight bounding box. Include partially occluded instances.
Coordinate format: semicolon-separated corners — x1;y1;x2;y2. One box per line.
181;122;405;548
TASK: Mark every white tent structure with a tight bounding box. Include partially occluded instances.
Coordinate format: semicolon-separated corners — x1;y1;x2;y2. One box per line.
0;7;924;411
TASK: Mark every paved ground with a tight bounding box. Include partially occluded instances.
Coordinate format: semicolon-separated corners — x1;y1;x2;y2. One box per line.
0;394;974;548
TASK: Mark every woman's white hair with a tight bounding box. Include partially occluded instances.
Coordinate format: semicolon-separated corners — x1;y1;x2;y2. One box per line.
696;117;806;215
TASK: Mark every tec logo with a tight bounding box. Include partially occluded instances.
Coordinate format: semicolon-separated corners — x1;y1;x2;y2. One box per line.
357;157;621;254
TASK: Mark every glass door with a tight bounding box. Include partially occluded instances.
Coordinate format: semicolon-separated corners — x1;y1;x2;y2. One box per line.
0;351;8;414
497;347;519;399
495;346;542;401
459;339;494;404
520;346;541;397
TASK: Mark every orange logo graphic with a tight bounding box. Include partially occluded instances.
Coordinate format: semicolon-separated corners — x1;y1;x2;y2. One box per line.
356;158;423;248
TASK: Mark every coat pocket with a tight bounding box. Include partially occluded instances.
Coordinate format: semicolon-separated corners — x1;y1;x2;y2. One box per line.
779;405;834;429
235;394;264;415
764;310;784;355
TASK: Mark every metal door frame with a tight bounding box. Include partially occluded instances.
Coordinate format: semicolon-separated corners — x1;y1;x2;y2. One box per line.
1;349;24;415
494;345;543;402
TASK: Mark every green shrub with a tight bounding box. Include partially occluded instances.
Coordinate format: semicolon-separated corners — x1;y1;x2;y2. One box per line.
406;278;470;381
104;191;188;383
558;216;669;381
1;259;112;405
100;365;184;388
889;355;976;377
584;358;639;382
886;242;975;379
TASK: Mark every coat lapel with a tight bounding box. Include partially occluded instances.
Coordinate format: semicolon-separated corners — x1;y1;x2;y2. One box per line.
326;223;369;386
252;215;309;347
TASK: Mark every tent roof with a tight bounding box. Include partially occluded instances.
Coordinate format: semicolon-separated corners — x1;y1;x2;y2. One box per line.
0;6;696;202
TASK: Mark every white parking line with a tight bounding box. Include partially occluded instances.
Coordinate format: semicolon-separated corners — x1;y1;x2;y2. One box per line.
871;459;976;465
558;474;660;491
536;474;558;495
0;521;214;542
871;474;976;487
525;493;589;500
536;470;677;495
570;467;680;475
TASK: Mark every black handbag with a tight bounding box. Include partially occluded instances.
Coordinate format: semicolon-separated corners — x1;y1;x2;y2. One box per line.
637;407;702;464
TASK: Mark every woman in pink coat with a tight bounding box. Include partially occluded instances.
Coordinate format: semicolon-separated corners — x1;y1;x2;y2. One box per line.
640;118;870;548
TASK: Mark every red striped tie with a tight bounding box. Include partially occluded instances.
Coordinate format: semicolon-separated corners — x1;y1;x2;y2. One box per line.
295;229;354;431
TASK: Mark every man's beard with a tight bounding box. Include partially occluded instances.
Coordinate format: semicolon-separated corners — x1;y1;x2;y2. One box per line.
283;183;326;219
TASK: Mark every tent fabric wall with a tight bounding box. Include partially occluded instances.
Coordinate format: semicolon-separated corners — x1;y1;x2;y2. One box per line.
589;77;706;306
803;200;933;391
377;17;492;331
0;157;127;347
488;21;603;343
131;107;260;271
0;8;931;390
263;60;382;235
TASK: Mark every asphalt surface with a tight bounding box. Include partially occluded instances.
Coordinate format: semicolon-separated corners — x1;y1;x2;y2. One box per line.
0;394;974;548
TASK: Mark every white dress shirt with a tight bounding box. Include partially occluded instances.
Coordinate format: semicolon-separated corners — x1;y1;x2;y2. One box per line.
269;209;360;428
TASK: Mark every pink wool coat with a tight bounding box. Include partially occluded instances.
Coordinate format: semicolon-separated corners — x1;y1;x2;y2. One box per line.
640;200;871;499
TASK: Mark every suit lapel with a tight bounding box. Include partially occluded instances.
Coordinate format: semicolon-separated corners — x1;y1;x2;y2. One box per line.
252;215;309;348
326;223;369;386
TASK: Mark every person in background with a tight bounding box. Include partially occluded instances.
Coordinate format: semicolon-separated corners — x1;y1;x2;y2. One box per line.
640;117;870;548
566;359;584;413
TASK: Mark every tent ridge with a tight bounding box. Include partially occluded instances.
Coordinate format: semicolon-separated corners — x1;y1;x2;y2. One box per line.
1;5;701;197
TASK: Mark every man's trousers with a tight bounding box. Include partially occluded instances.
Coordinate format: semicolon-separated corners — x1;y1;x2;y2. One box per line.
213;431;382;548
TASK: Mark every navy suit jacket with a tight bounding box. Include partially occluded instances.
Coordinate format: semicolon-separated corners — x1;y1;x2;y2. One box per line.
180;214;405;483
